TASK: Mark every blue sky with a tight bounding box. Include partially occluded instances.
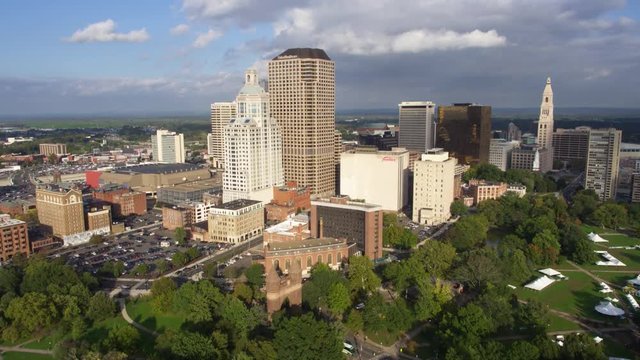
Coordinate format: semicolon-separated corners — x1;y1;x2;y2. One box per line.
0;0;639;116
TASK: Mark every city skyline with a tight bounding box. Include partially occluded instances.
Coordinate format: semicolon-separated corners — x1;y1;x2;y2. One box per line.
0;1;639;116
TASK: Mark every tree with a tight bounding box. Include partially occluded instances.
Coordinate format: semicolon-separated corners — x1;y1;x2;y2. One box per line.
506;340;540;360
570;189;599;221
560;333;606;360
450;200;468;217
104;324;140;354
247;340;277;360
437;303;493;347
415;240;457;277
477;199;504;228
453;248;502;289
516;216;558;242
446;215;489;251
172;252;189;268
233;283;254;304
151;277;177;313
86;292;116;322
89;234;105;245
591;203;628;230
131;263;149;277
345;310;364;333
501;249;532;284
244;264;265;289
5;292;58;336
528;229;561;266
414;277;452;321
156;330;219;360
327;282;351;316
302;264;345;310
202;262;217;279
274;314;343;360
559;223;596;264
155;259;170;274
172;280;222;322
174;227;187;245
516;300;549;334
185;247;200;261
347;256;381;298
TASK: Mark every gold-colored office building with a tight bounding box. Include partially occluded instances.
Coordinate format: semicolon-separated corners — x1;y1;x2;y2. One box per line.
208;199;264;244
268;48;336;196
36;186;85;237
436;103;492;165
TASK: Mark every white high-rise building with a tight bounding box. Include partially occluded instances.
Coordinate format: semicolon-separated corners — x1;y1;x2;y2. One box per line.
536;77;554;168
222;69;283;204
412;149;456;225
340;147;410;211
398;101;436;153
210;102;236;168
151;130;185;163
489;139;520;171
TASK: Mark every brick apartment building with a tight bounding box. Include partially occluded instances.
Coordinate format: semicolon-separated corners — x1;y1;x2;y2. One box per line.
265;182;311;222
0;214;30;262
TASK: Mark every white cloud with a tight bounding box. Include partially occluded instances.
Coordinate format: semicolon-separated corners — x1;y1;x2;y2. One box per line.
584;68;611;80
170;24;190;35
193;29;223;48
182;0;251;18
66;19;149;43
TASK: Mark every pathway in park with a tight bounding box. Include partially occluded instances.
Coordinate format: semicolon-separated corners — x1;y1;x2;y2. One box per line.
0;345;53;356
117;298;159;337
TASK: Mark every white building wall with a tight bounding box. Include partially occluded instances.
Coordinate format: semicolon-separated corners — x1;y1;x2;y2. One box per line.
412;150;456;225
340;148;409;211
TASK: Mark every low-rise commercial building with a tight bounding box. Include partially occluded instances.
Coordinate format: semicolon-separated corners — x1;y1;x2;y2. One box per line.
93;186;146;217
157;178;221;205
85;206;112;233
340;147;409;211
511;146;552;173
39;143;67;156
208;199;264;244
0;214;30;262
310;196;383;260
96;163;212;195
468;180;508;205
265;182;311;222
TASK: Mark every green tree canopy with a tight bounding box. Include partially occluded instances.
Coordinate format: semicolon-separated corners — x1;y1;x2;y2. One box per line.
273;314;343;360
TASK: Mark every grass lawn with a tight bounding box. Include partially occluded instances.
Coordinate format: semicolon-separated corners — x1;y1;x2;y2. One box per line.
603;337;637;359
1;353;54;360
514;272;623;325
364;329;399;347
81;314;156;357
547;314;582;332
580;225;640;247
592;271;638;287
126;297;184;333
582;248;640;272
21;332;61;351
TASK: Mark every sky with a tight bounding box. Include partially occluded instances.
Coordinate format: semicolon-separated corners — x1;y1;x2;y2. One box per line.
0;0;639;116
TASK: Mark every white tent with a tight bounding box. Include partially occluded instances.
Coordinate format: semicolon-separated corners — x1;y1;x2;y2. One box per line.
524;276;555;291
599;282;613;293
594;301;625;316
588;232;609;243
625;294;639;310
595;251;626;266
539;268;561;277
628;275;640;286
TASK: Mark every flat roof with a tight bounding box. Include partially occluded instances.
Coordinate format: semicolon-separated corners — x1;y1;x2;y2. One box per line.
267;237;345;251
0;216;25;227
214;199;261;210
265;216;309;234
159;178;220;192
113;163;204;175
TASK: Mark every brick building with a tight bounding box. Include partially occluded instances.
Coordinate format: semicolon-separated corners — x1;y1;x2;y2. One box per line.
265;260;302;315
468;179;508;205
310;196;383;260
0;214;30;262
265;182;311;222
162;206;192;231
93;187;146;217
85;206;112;232
264;214;310;243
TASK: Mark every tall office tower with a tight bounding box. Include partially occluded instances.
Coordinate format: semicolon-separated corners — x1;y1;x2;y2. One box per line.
151;129;185;164
210;102;236;168
36;186;85;237
436;103;491;165
507;122;522;141
334;130;343;193
552;127;590;169
398;101;436;153
268;48;336;196
223;69;284;204
585;128;622;201
412;149;456;225
489;138;519;171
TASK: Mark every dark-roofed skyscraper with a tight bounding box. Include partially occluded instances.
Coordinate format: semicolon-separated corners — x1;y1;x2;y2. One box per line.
268;48;336;197
436;103;492;165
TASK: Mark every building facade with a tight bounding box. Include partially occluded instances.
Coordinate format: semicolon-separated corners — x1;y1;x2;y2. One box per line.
265;182;311;222
536;77;554;150
93;187;146;217
553;127;590;168
208;199;264;243
468;180;508;205
436;104;491;165
0;214;30;263
268;48;336;196
162;206;192;231
340;147;410;211
413;149;456;225
585;128;622;201
210;102;236;168
398;101;436;153
223;69;284;204
39;143;67;156
511;146;552;173
85;206;112;232
310;196;383;260
489;139;519;171
36;186;85;237
632;173;640;203
265;260;302;315
151;129;185;164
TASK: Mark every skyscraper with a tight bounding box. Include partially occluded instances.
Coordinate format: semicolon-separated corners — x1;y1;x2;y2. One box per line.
210;102;236;168
268;48;336;196
436;103;491;165
412;149;456;225
585;128;622;201
223;69;283;203
151;130;185;164
536;77;554;169
398;101;436;153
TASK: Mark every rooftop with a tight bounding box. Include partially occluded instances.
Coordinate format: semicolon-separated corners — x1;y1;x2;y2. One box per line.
273;48;331;61
159;178;220;193
0;214;25;227
265;215;309;234
214;199;261;211
267;237;346;252
113;163;204;175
